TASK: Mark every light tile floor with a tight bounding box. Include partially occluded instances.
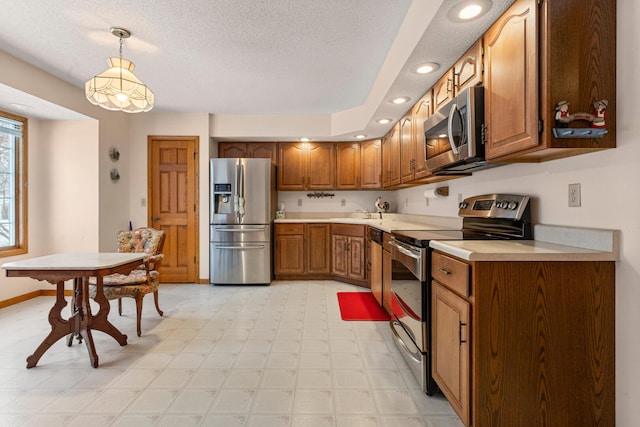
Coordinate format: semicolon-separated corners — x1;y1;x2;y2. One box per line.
0;280;463;427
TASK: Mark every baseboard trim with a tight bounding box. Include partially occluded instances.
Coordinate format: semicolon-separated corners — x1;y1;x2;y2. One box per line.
0;289;74;309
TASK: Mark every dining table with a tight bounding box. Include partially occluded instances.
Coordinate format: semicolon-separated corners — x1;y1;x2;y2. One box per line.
2;252;146;368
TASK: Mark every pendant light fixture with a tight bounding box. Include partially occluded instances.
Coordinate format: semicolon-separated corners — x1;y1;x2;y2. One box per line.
85;27;154;113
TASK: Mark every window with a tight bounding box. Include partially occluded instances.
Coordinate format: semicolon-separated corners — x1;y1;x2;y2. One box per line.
0;110;27;257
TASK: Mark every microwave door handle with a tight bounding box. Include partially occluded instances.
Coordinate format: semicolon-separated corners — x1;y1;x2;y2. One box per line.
447;103;460;155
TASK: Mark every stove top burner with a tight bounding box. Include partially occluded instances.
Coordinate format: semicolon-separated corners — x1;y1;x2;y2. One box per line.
391;193;532;247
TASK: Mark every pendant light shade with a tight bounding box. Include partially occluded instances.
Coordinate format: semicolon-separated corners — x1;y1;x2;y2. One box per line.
85;28;154;113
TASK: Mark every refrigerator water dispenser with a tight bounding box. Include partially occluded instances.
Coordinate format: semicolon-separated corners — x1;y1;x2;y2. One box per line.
213;183;232;214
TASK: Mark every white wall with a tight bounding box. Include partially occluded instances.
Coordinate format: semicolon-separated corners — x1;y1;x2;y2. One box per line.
0;2;638;424
128;113;211;281
277;190;395;215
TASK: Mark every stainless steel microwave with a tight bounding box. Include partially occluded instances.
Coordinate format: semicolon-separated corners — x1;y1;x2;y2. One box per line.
424;86;496;174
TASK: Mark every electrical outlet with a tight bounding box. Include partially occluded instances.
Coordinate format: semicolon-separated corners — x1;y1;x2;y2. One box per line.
297;198;302;207
341;198;346;206
568;183;581;207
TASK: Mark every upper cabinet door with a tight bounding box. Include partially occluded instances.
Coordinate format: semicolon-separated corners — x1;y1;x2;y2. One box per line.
218;142;247;158
278;142;307;190
360;139;382;189
387;124;401;187
306;142;335;190
399;115;415;184
433;70;455;111
454;40;483;93
336;143;361;190
483;0;539;160
412;91;433;180
248;142;277;163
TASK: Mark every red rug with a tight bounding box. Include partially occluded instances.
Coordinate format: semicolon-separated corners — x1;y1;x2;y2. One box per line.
337;292;390;321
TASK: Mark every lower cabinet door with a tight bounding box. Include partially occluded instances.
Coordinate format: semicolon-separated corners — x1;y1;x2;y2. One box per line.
432;281;470;426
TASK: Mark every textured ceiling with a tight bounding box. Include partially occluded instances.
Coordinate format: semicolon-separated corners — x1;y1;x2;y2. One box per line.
0;0;514;139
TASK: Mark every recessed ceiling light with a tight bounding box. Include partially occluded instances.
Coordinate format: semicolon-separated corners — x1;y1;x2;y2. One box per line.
390;97;410;105
415;63;440;74
449;0;491;22
354;134;367;139
377;118;392;124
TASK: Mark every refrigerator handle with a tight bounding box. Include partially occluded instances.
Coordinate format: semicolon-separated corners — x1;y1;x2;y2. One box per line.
234;160;244;224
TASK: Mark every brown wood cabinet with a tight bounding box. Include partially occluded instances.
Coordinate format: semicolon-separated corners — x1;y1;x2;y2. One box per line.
360;139;382;189
218;142;277;163
411;91;433;181
433;70;455;111
274;224;305;275
368;229;383;305
382;123;401;188
274;223;330;277
399;115;415;184
331;224;366;284
306;223;331;274
431;250;615;427
336;142;360;190
484;0;616;162
454;40;483;94
278;142;335;191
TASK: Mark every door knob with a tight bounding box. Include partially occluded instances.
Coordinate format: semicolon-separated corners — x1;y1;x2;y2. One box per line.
152;216;159;221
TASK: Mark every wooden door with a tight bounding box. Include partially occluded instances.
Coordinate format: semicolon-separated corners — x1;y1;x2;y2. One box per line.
412;92;433;180
248;142;277;163
433;70;455;111
306;223;331;274
336;143;360;190
347;236;366;281
332;234;348;278
381;134;391;188
360;139;381;189
388;124;401;187
399;115;415;184
148;136;198;283
483;0;538;160
307;142;335;190
218;142;247;158
278;142;306;190
454;40;484;93
432;281;470;426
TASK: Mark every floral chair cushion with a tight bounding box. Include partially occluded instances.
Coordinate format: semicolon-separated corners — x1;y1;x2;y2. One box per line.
88;270;160;299
116;227;164;270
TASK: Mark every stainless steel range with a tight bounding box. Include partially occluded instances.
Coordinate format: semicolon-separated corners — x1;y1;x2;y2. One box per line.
387;194;532;394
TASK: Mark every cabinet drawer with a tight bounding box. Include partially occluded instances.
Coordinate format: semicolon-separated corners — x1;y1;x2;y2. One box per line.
332;223;365;237
431;251;469;297
275;223;304;235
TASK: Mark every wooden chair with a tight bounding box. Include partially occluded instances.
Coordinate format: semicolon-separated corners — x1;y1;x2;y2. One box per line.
88;227;166;337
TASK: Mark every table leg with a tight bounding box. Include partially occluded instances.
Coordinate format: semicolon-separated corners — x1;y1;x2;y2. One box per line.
89;277;128;346
26;281;73;368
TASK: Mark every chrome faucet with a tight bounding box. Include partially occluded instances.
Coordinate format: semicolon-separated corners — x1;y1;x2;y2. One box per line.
357;209;372;219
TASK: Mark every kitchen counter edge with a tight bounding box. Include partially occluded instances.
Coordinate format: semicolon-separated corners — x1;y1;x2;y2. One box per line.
430;225;619;262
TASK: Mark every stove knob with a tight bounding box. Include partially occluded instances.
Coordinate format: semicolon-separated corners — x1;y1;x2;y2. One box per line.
495;200;503;208
459;201;468;209
508;201;519;210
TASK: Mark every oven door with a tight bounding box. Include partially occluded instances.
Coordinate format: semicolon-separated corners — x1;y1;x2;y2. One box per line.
389;239;427;352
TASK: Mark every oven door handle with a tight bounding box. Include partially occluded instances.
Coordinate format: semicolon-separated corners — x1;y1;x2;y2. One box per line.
390;239;421;260
390;320;422;363
447;103;460;155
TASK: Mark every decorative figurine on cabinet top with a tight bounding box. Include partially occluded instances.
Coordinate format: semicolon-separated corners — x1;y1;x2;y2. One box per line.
555;101;571;128
552;98;609;139
591;99;608;128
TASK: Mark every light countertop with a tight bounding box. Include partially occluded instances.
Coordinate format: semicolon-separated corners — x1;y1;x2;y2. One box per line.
274;213;462;233
430;224;619;262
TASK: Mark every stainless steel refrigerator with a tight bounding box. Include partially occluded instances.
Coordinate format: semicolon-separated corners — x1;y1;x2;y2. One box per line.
209;158;276;284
